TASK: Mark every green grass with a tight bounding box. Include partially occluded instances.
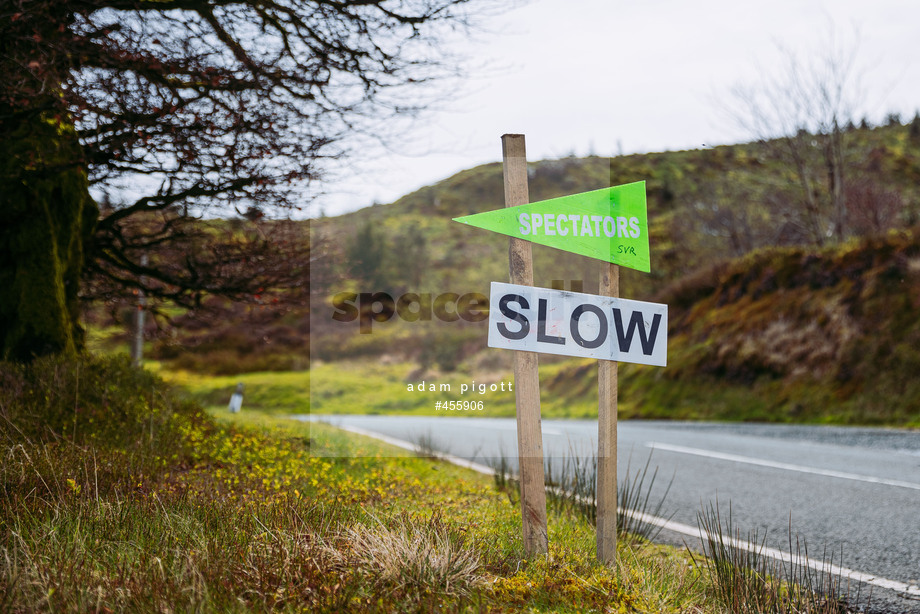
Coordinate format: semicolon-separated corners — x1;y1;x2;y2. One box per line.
1;355;717;612
160;357;608;419
156;362;312;413
4;354;866;612
161;359;524;417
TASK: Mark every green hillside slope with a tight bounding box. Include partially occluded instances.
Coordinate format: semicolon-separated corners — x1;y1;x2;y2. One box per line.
551;230;920;425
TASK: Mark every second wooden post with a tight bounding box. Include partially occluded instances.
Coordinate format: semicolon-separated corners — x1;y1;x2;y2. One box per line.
596;261;619;563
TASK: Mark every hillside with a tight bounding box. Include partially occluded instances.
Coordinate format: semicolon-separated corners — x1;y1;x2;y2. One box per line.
308;122;920;365
544;231;920;425
312;121;920;303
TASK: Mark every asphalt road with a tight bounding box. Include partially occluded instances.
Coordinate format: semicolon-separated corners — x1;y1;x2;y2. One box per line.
301;415;920;613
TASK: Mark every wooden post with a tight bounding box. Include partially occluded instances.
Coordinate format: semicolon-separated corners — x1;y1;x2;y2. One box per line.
131;253;148;367
501;134;548;556
597;262;619;563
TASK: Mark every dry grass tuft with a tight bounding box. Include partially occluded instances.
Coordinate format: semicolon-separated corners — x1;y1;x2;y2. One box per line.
337;512;481;599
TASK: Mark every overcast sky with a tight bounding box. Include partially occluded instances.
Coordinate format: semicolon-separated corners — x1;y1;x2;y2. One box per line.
312;0;920;217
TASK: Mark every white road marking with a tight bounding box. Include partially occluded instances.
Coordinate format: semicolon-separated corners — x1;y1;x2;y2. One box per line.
475;421;564;436
307;419;920;601
625;510;920;598
648;442;920;491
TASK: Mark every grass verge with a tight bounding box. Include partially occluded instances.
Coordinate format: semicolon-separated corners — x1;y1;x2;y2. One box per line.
2;355;712;612
161;357;920;427
2;355;861;612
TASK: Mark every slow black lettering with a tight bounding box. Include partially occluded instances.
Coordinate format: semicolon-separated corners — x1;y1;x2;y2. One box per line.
612;309;661;355
570;304;606;349
497;294;530;340
537;298;564;345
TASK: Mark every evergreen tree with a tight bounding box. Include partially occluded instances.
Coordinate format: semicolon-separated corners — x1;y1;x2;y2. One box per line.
347;222;388;290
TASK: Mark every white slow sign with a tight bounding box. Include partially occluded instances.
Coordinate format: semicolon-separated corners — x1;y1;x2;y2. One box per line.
488;282;667;366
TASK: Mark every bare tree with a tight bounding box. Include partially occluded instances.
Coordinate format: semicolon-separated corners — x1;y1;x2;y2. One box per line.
690;180;774;259
846;177;904;237
726;26;864;245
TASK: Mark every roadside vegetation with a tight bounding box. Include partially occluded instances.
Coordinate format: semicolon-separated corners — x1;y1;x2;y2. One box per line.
1;354;861;612
695;503;854;614
0;354;707;612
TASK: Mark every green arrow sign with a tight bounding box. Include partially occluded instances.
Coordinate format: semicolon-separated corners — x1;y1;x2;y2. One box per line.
453;181;650;272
